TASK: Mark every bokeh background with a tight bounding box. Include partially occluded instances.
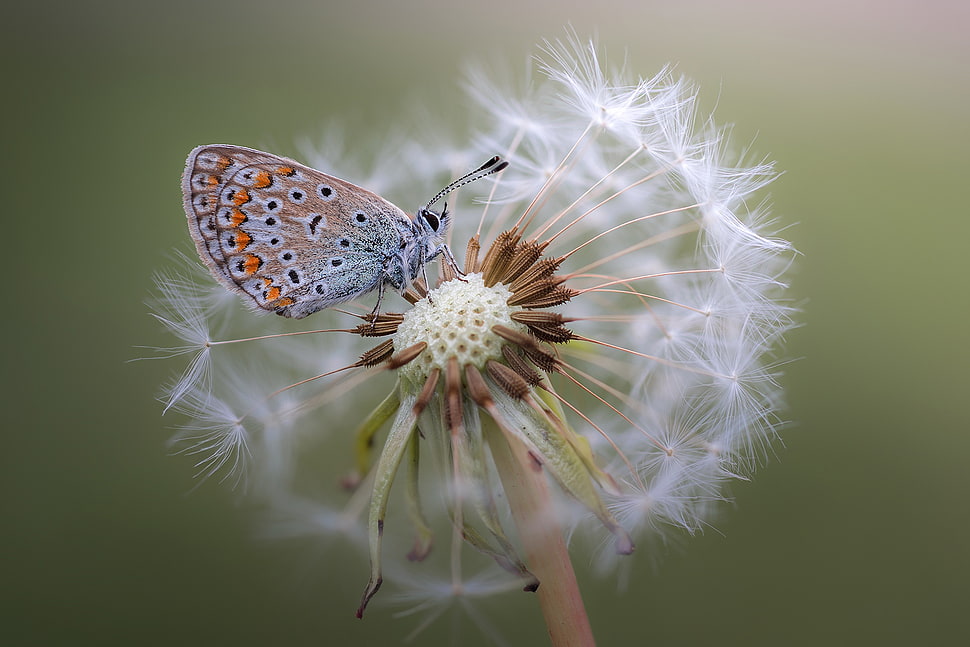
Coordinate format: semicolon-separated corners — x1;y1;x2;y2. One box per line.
4;1;968;645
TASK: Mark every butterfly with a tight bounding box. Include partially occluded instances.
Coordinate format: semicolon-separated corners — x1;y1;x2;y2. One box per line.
182;145;505;318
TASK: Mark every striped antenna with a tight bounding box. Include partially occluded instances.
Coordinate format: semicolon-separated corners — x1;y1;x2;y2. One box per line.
424;156;508;209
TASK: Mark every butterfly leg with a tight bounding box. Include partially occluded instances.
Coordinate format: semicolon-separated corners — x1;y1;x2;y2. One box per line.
420;259;433;303
368;279;387;327
438;243;465;281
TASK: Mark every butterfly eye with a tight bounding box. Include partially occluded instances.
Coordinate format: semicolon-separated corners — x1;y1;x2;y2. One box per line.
420;209;440;232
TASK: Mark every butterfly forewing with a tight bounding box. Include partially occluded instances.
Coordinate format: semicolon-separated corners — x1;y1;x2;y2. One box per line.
182;145;414;318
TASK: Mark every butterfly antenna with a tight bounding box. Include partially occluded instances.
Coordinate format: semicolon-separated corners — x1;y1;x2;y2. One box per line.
424;156;509;209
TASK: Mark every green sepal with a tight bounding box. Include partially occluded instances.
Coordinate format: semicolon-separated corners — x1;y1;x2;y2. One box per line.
535;385;622;496
353;389;400;480
452;401;535;582
404;427;433;561
356;390;418;618
491;383;633;554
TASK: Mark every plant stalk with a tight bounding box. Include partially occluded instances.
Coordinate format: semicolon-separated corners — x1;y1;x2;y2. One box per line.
487;427;596;647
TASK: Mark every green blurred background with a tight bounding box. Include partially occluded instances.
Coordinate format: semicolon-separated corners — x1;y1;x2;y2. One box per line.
4;1;968;645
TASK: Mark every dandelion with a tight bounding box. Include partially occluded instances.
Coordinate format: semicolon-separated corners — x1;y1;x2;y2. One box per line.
153;32;794;645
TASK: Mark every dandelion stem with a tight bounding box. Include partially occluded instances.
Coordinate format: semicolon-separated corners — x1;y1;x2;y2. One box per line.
486;424;596;647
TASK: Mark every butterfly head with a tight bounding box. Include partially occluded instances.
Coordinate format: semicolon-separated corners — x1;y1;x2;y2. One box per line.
401;204;451;279
394;157;509;289
414;204;450;243
410;155;509;261
416;205;446;236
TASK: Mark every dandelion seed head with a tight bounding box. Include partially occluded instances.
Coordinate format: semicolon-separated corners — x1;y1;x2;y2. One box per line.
394;275;527;383
152;30;796;632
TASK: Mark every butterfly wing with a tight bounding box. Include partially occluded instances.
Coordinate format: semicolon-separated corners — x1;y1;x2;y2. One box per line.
182;145;414;318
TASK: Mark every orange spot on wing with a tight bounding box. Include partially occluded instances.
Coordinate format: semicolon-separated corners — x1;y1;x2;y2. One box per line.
232;188;251;206
242;254;262;276
274;297;295;307
233;231;252;252
265;286;282;301
205;175;219;186
253;171;272;188
276;166;295;177
216;156;232;172
230;209;247;227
